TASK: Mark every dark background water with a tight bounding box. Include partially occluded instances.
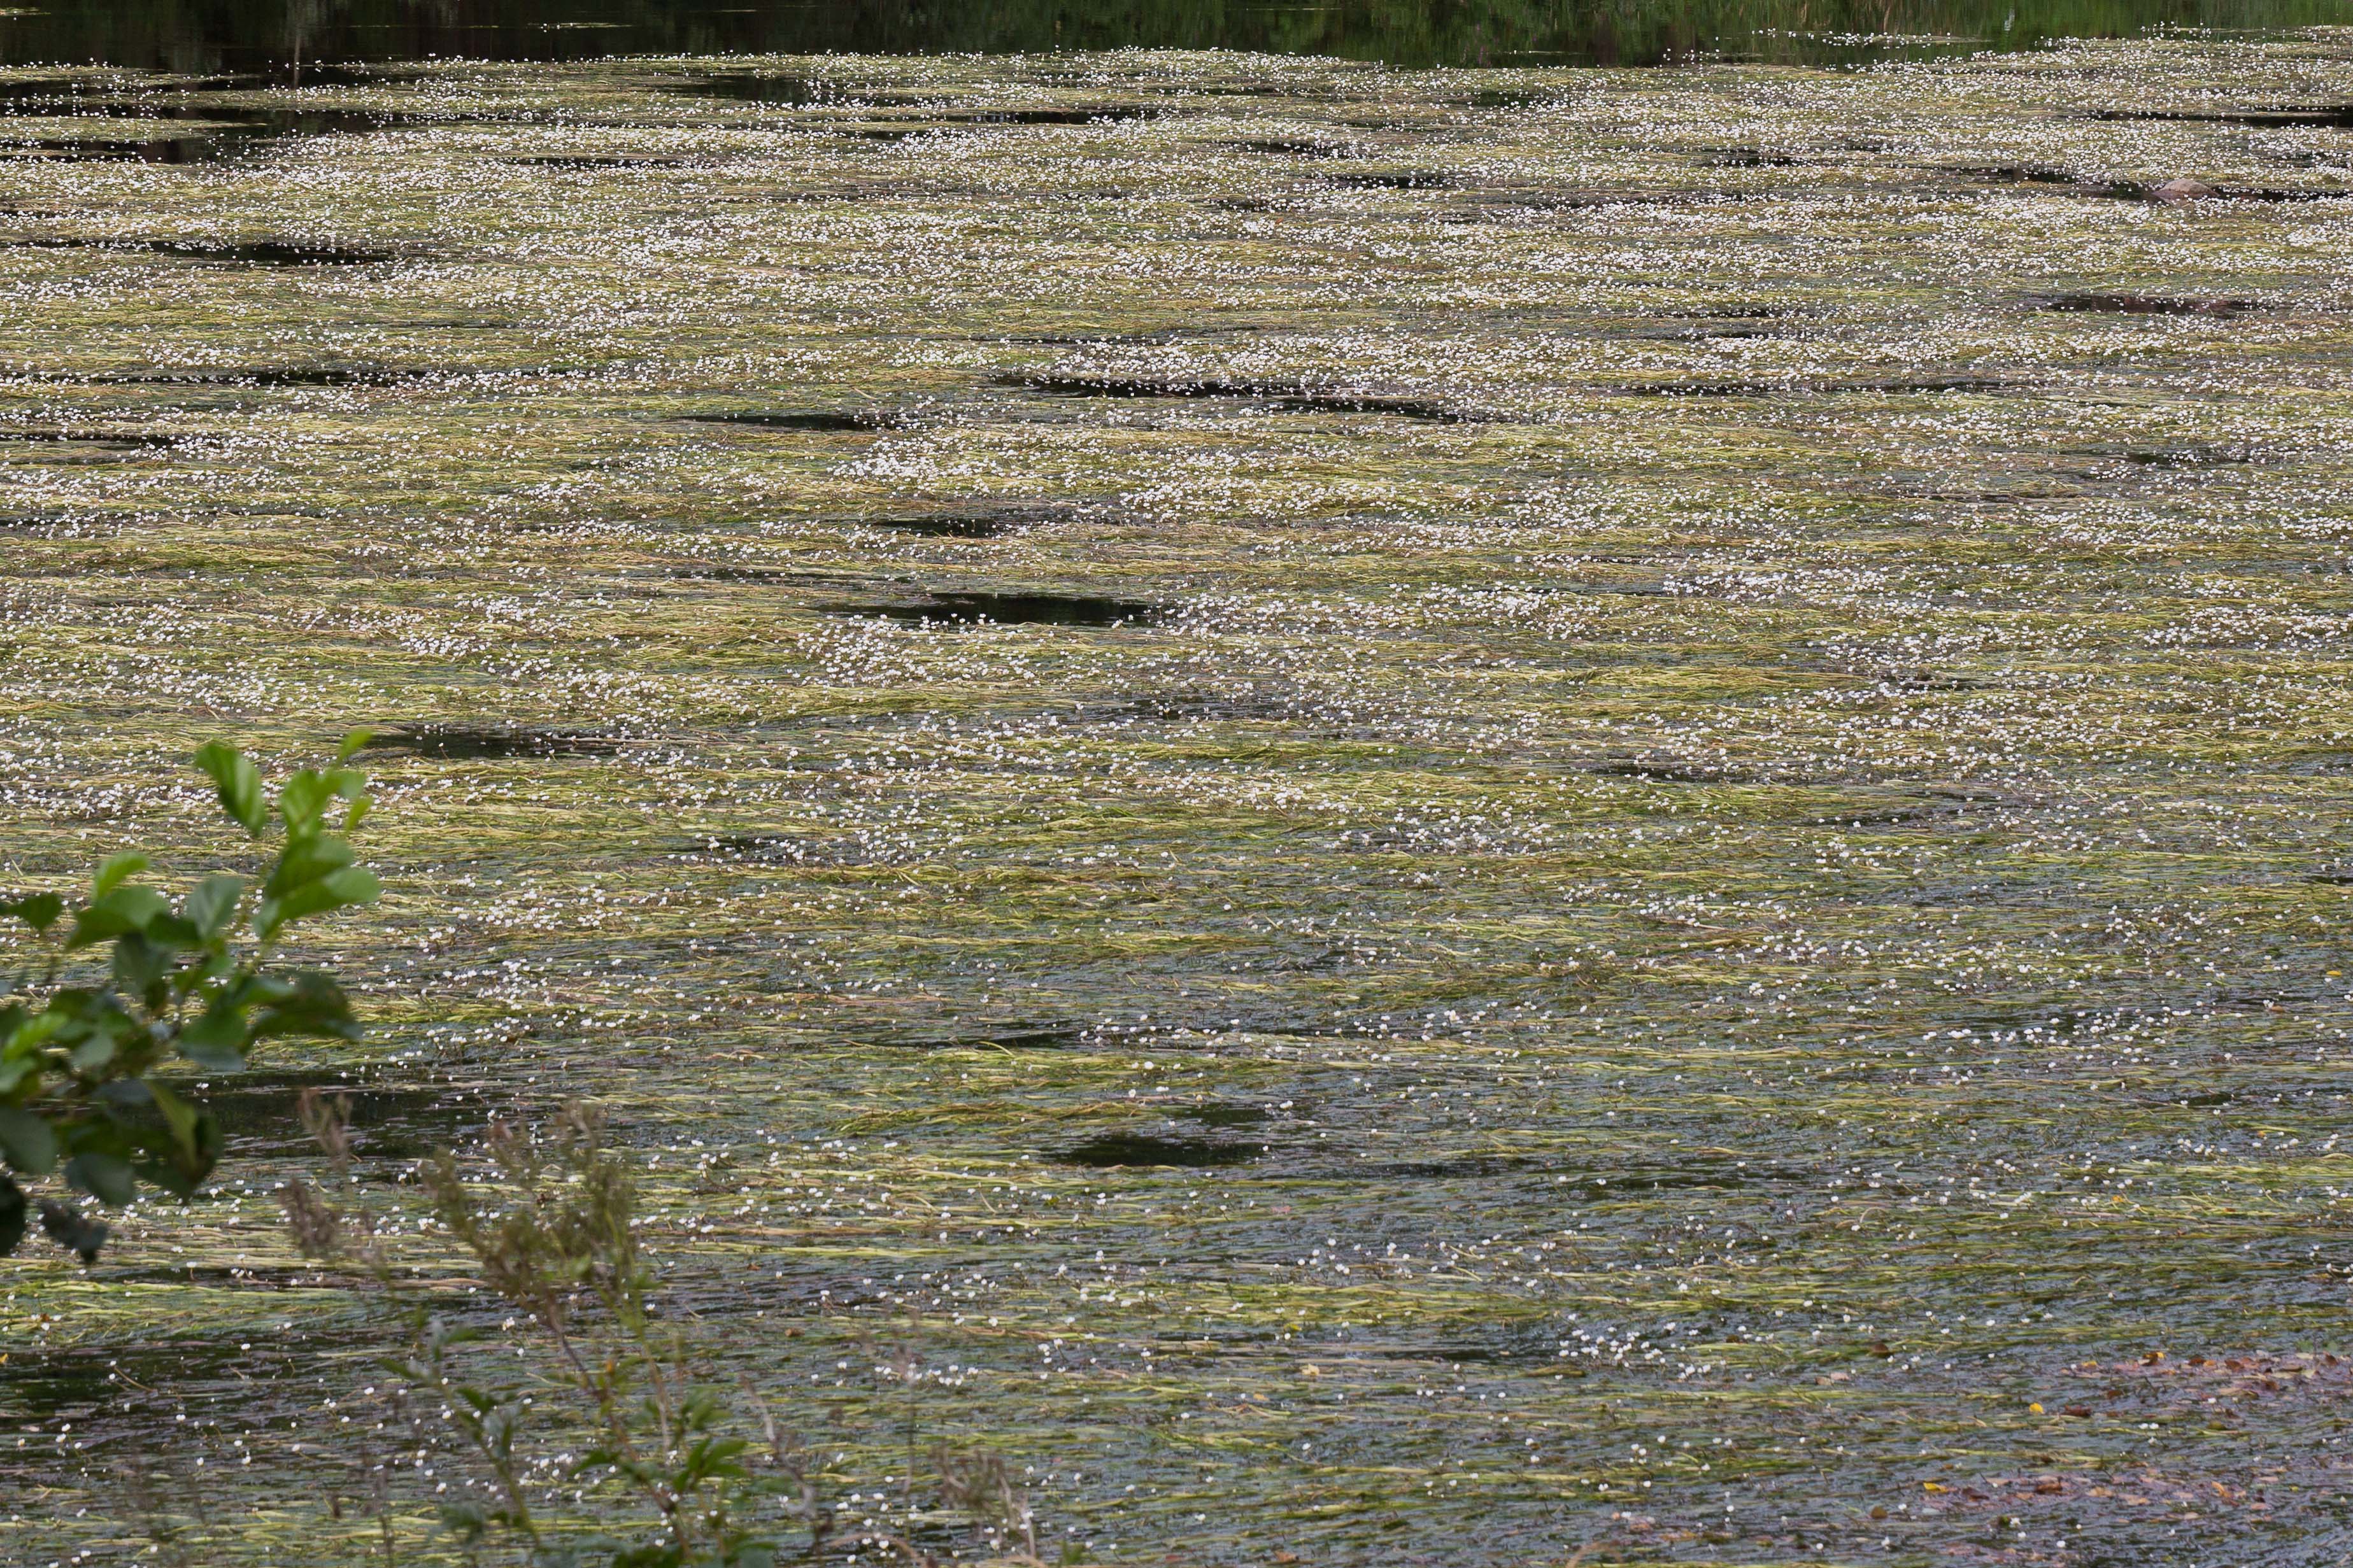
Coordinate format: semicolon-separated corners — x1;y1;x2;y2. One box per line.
13;0;2353;73
2;0;2348;73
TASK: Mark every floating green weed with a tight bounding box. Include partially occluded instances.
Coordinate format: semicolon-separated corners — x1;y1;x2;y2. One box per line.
1;30;2351;1567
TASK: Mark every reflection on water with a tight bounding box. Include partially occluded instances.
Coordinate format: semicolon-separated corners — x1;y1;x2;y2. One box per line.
3;0;2349;72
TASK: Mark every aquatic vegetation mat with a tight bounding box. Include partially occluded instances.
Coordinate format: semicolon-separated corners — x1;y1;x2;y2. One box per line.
3;29;2353;1567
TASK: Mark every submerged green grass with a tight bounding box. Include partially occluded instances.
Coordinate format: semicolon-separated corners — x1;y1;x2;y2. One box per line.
1;29;2352;1566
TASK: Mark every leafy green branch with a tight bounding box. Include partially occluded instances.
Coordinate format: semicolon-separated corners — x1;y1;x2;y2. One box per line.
0;735;380;1260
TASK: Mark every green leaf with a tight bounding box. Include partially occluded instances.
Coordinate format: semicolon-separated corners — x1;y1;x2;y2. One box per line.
248;971;361;1042
264;832;355;900
110;931;171;999
273;866;381;927
183;874;243;938
66;1026;122;1073
95;1078;153;1115
64;1150;137;1206
3;1002;69;1070
194;742;267;837
178;1001;252;1070
139;914;204;949
437;1502;491;1544
279;768;342;838
145;1080;199;1155
92;851;150;899
0;1175;23;1257
0;1106;56;1176
335;728;374;763
37;1198;106;1264
64;885;169;950
0;893;64;933
134;1108;219;1196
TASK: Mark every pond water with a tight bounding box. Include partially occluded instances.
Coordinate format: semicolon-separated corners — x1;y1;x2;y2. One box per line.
1;15;2352;1568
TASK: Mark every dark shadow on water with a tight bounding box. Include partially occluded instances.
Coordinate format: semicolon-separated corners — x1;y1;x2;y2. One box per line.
0;105;447;164
17;236;397;265
202;240;392;267
0;74;111;101
666;565;856;584
853;502;1072;538
1062;1133;1265;1168
1620;374;2017;398
1183;1103;1271;1127
2037;292;2264;316
2214;187;2353;203
1233;137;1357;157
674;830;895;867
1001;372;1464;423
2115;446;2252;466
822;590;1168;627
360;723;629;759
1582;756;1752;783
2089;104;2353;127
164;1069;501;1159
260;64;430;88
861;514;1017;538
1695;147;1805;166
668;81;1156;124
0;1339;253;1424
1617;379;1789;398
963;106;1155;124
1947;163;2149;199
84;365;436;386
506;153;690;168
0;428;180;447
1320;169;1456;189
664;73;842;104
682;410;900;432
883;1027;1086;1050
1366;1155;1802;1189
1852;376;2022;395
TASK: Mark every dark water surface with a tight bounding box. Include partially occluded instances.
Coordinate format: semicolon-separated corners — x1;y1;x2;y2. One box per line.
4;0;2350;72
